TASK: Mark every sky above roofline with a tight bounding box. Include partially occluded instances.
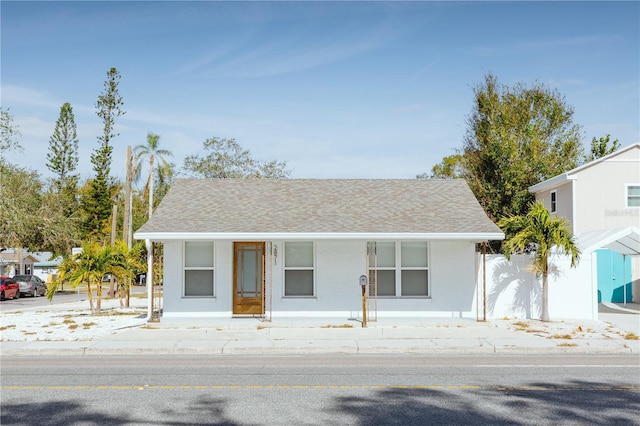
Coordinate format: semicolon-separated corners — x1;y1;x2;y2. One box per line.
2;1;638;183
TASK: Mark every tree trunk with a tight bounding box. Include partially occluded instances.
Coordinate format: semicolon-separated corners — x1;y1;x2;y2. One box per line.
87;279;95;313
96;279;102;312
541;258;550;322
148;155;155;219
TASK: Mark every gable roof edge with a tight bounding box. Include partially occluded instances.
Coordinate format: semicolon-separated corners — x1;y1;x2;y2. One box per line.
529;142;640;193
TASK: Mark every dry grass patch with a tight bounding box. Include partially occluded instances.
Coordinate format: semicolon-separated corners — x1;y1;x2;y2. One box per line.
556;342;578;347
68;323;79;330
0;325;16;331
82;322;98;329
320;324;354;329
93;310;145;317
623;332;639;340
548;334;573;340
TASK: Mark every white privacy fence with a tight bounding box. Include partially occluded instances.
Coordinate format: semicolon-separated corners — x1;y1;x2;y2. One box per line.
476;252;598;320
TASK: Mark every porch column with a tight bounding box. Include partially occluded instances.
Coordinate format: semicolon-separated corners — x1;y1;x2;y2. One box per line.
146;239;153;321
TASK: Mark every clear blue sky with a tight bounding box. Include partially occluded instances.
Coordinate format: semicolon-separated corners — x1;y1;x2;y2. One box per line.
2;1;639;182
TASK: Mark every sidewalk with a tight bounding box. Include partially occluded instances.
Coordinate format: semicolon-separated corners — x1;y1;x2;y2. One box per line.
1;299;638;356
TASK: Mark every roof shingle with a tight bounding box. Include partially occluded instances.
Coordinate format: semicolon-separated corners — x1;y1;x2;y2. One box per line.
135;179;502;237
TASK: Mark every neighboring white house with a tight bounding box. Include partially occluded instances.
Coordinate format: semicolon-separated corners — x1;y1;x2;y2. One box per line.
529;143;640;303
134;179;504;321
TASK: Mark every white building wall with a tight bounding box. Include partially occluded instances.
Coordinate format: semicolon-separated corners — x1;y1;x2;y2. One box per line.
271;240;365;316
573;148;640;233
535;181;575;231
161;239;480;320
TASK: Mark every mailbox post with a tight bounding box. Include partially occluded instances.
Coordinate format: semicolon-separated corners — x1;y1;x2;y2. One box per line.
359;275;367;328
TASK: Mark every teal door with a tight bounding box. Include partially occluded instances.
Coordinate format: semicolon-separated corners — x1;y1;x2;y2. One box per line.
597;249;632;303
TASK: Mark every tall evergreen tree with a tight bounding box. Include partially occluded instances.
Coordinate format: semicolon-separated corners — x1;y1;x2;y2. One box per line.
81;67;125;239
47;103;79;212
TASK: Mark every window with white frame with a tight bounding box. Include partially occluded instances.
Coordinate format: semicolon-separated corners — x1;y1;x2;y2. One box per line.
184;241;214;297
284;242;314;296
368;242;429;297
550;190;557;213
627;185;640;207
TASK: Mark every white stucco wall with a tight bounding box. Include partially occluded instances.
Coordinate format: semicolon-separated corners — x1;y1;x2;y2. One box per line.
160;239;480;320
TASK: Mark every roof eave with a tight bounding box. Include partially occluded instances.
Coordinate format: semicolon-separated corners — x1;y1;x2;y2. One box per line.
134;231;505;242
529;173;577;193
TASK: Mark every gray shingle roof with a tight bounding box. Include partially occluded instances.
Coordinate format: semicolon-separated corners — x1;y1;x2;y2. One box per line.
134;179;503;238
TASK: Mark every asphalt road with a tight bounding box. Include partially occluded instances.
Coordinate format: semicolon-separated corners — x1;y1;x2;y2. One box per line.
1;354;638;425
0;286;148;311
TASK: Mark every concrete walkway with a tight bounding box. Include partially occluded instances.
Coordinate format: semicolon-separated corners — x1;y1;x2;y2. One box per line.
1;299;638;356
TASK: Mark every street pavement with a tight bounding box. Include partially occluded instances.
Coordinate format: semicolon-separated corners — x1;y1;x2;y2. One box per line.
1;297;638;356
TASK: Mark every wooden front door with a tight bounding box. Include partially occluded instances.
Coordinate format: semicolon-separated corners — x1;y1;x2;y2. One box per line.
233;242;265;315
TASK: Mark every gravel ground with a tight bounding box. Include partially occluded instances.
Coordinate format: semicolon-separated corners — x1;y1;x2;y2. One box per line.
0;306;147;342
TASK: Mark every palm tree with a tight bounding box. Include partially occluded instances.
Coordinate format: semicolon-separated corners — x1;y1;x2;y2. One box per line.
134;133;173;219
48;241;117;313
498;201;580;322
111;240;146;308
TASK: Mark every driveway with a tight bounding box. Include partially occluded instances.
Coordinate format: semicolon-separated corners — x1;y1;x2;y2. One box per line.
598;303;640;335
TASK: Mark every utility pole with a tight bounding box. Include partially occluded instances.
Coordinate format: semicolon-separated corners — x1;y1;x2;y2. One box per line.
109;203;117;297
121;146;134;307
123;146;133;248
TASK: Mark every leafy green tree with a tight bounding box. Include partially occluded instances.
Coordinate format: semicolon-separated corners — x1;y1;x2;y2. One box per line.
499;201;580;322
462;73;583;223
39;188;82;257
0;160;43;250
183;137;290;179
420;153;464;179
81;67;125;239
134;132;173;218
0;107;22;155
0;159;80;256
585;134;620;162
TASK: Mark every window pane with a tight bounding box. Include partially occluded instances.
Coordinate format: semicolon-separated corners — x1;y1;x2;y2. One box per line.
285;270;313;296
185;270;214;296
374;242;395;268
628;197;640;207
376;270;396;296
401;242;428;267
401;270;428;296
285;242;313;267
628;186;640;196
185;242;213;267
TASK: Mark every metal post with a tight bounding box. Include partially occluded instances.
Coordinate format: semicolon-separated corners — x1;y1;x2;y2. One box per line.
360;274;368;328
623;255;627;307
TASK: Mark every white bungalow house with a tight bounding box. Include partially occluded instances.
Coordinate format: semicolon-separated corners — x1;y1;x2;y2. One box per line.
134;179;504;321
529;143;640;303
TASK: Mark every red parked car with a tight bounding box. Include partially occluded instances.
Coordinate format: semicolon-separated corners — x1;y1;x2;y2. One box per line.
0;276;20;300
